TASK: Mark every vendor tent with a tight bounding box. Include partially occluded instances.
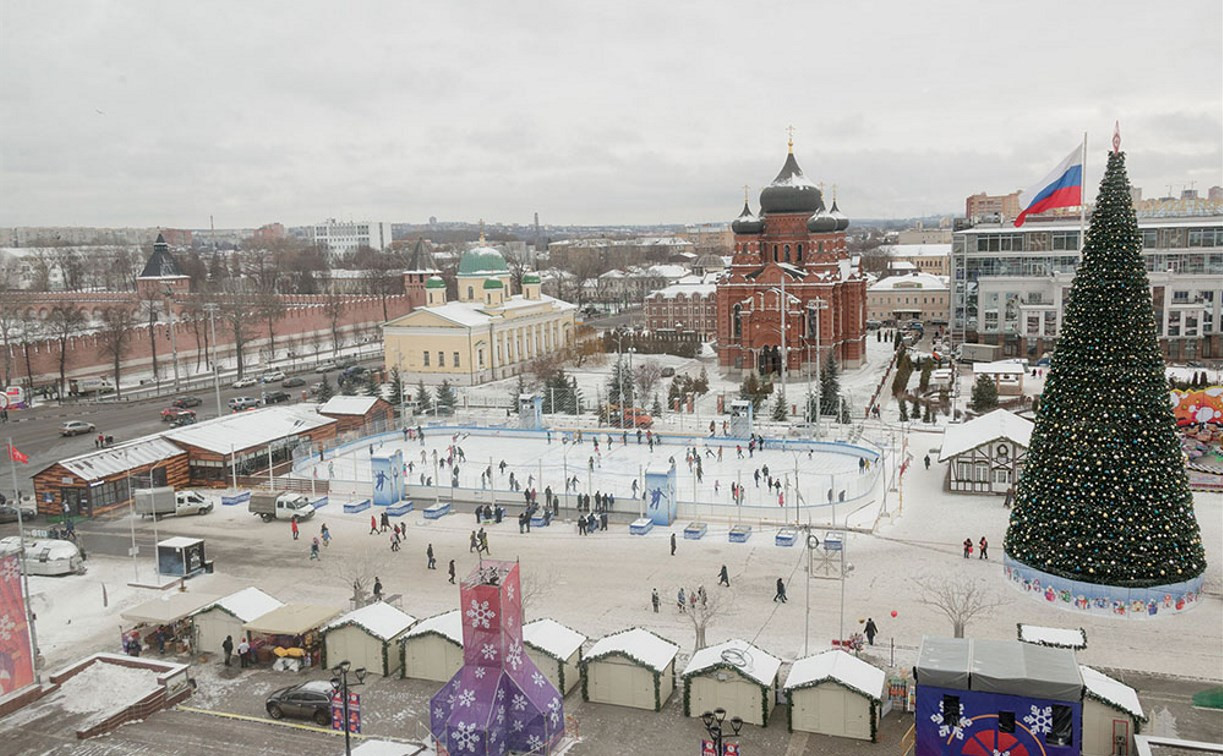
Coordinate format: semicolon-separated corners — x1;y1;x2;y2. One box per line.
243;603;342;637
1081;665;1145;756
121;592;220;626
784;650;885;742
399;609;464;682
523;618;587;696
682;638;782;726
322;602;416;677
192;587;283;653
581;627;679;712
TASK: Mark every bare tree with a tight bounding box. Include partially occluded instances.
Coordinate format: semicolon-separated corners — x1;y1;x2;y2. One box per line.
518;571;553;621
136;287;165;381
217;292;255;378
253;290;285;361
45;305;86;400
912;575;1006;638
329;554;383;610
684;587;727;651
323;292;346;355
634;360;663;401
96;307;136;398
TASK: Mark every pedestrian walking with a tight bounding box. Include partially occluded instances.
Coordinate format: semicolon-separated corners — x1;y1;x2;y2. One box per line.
864;617;878;646
427;544;436;569
773;578;788;603
310;536;320;560
979;536;989;560
320;523;331;547
718;565;730;587
924;454;931;470
478;528;489;554
448;559;456;584
222;635;234;666
381;511;391;532
373;577;383;599
670;532;677;556
290;515;299;540
963;538;973;558
470;531;478;553
651;589;660;613
370;515;378;535
698;585;707;607
677;587;686;612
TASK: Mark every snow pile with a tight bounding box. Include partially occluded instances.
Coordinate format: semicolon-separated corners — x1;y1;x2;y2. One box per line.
784;650;885;701
326;602;416;640
1080;665;1145;721
1018;624;1087;650
585;627;678;672
682;638;782;688
523;618;586;661
59;661;161;713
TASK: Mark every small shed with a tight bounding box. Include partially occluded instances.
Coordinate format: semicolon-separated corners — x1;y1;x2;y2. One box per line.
682;638;782;726
973;360;1026;396
321;602;416;677
156;536;208;577
522;618;586;696
318;395;395;433
581;627;679;712
938;408;1033;494
399;609;464;682
784;650;885;742
192;587;284;653
1080;665;1145;756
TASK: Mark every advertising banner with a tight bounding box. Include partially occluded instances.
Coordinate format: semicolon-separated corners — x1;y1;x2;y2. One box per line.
0;554;35;696
643;465;677;526
330;690;361;734
370;450;404;507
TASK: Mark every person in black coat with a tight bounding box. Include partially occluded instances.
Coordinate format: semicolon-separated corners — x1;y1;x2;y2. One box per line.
864;617;878;645
222;635;234;666
718;565;730;587
773;578;788;603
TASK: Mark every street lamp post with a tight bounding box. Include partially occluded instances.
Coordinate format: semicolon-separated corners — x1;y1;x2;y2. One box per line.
163;288;180;392
204;303;223;418
700;707;743;755
330;660;367;756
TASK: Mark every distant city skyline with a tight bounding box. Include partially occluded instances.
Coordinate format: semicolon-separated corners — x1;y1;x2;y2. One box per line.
1;1;1219;228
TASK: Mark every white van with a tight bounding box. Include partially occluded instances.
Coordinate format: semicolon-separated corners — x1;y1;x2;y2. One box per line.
0;537;86;576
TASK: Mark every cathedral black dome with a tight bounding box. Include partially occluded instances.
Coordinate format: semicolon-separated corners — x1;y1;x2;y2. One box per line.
731;202;764;234
759;152;823;215
806;204;837;233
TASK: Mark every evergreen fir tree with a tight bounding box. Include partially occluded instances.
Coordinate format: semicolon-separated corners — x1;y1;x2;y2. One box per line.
651;393;663;417
606;357;634;409
694;367;710;394
387;366;403;407
1004;149;1206;587
317;373;335;403
414;380;429;407
910;397;921;417
919;360;933;392
891;352;913;397
970;374;998;412
510;374;527;413
922;403;933;423
819;355;842;416
898;400;908;422
435;380;458;414
739;372;765;413
771;391;788;421
667;378;681;411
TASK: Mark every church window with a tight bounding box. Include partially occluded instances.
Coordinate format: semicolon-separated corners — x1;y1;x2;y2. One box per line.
784;245;791;262
733;303;742;339
467;286;473;300
819;241;824;254
797;244;803;261
773;244;779;261
438;351;445;367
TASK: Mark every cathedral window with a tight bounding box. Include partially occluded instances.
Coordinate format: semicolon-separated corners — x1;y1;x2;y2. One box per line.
733;303;742;340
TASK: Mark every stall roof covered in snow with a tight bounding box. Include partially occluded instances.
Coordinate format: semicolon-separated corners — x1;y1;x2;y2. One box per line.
163;405;335;454
783;649;885;701
121;592;220;625
916;637;1082;701
938;409;1033;461
1017;624;1088;650
243;603;341;636
522;618;586;661
404;609;463;645
584;628;679;672
319;396;380;416
54;436;185;482
974;360;1027;375
1080;665;1145;721
682;638;782;688
324;602;416;641
200;587;284;623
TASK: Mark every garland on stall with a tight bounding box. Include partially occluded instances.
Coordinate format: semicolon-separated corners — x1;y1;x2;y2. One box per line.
381;640;390;677
870;700;878;743
682;678;692;717
399;637;407;679
653;669;662;712
787;690;794;733
580;658;590;702
761;685;770;727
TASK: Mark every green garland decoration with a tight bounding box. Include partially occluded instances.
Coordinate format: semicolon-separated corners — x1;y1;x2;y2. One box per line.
870;700;878;743
1015;622;1088;650
683;678;691;717
399;637;407;679
580;658;590;702
381;640;389;677
787;689;794;733
654;669;662;712
557;660;565;695
761;685;769;727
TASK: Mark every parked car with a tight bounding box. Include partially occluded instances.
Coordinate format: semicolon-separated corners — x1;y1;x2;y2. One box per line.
263;391;291;405
660;366;676;377
0;494;35;520
282;376;306;388
309;382;324;396
60;420;96;436
232;376;259;389
865;319;882;330
171;396;202;408
161;407;197;422
265;680;332;725
335;358;357;369
261;370;287;383
341;366;368;380
314;361;338;373
227;396;260;411
171;412;197;427
0;506;23;524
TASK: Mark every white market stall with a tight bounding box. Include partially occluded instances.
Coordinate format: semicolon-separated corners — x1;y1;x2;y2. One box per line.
784;649;885;742
120;591;220;655
581;627;679;712
681;638;782;726
242;602;342;669
1081;665;1146;756
321;602;416;677
522;618;586;696
192;587;284;655
399;609;464;682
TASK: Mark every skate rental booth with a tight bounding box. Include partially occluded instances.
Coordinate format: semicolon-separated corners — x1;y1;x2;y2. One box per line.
320;602;416;677
522;618;587;696
580;627;680;712
783;649;885;742
682;638;782;727
398;609;464;682
190;587;283;656
915;637;1083;756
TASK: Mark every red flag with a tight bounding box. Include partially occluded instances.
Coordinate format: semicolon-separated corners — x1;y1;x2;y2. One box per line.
7;443;27;465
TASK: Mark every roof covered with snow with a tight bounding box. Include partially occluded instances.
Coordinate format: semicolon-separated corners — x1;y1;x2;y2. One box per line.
886;243;951;257
391;293;576;329
974;360;1026;375
1080;665;1145;721
916;637;1082;701
55;436;186;482
648;282;717;299
784;650;885;700
682;638;782;688
868;272;949;291
404;609;463;645
319;395;381;416
584;627;679;672
522;618;586;661
324;602;416;641
163;405;336;454
939;409;1033;461
1017;624;1087;650
202;587;284;622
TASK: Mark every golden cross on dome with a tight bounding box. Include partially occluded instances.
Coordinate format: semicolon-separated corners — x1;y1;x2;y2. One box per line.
786;125;796;153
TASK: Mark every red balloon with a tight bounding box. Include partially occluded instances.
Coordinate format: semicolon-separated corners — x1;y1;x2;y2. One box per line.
890;610;898;618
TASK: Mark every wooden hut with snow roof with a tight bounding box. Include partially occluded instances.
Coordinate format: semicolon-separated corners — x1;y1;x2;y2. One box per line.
398;609;464;682
682;638;782;726
580;627;679;712
522;618;586;696
321;602;416;677
191;587;283;653
784;649;885;742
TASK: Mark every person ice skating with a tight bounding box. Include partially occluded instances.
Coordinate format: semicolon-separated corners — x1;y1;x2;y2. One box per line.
310;536;320;560
427;543;436;569
670;532;677;556
222;635;234;666
237;638;251;668
448;559;456;584
718;565;730;587
373;577;383;599
698;585;707;607
370;515;379;535
924;454;931;470
290;515;299;540
858;457;866;474
963;538;973;558
651;588;660;613
979;536;989;560
773;578;788;603
864;617;878;645
320;523;331;547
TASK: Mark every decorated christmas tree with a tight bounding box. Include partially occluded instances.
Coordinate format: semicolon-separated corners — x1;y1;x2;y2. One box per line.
1004;148;1206;587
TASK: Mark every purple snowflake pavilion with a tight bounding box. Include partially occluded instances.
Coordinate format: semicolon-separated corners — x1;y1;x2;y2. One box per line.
430;560;564;755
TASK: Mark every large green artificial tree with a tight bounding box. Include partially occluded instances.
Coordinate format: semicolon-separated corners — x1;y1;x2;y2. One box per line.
1004;149;1206;587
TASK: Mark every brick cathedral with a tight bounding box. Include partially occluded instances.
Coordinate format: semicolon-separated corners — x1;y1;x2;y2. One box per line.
716;139;867;377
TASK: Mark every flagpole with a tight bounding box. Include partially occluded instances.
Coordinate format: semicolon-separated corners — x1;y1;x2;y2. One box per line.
9;438;40;683
1080;131;1088;250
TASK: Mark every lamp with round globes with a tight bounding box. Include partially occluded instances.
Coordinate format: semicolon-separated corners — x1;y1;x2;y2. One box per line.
330;659;367;756
699;707;744;754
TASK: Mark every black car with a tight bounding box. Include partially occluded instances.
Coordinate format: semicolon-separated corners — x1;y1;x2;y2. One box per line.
266;680;332;725
282;376;306;388
263;391;291;405
0;506;21;524
172;396;203;408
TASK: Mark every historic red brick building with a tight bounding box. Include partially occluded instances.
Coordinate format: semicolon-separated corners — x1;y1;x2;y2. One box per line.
716;143;867;377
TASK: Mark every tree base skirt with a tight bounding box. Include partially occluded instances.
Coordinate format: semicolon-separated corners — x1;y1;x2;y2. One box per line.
1002;554;1205;619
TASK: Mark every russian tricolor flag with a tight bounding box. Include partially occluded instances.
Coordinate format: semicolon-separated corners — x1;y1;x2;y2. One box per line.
1014;146;1084;226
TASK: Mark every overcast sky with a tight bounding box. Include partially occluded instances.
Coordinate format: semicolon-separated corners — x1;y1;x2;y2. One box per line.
1;1;1220;229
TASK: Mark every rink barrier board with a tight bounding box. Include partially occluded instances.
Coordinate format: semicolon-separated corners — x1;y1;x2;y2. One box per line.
221;491;251;507
343;499;371;514
775;528;798;547
1002;555;1206;618
423;502;451;519
386;501;414;517
310;496;329;510
684;522;707;539
728;525;752;543
630;518;654;535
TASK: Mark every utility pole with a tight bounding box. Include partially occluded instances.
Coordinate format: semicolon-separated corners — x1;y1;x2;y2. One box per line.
9;437;40;682
164;289;180;392
204;304;222;418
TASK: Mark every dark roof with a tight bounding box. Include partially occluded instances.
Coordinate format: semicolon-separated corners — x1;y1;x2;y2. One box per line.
139;234;183;278
759;152;823;215
731;201;764;235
